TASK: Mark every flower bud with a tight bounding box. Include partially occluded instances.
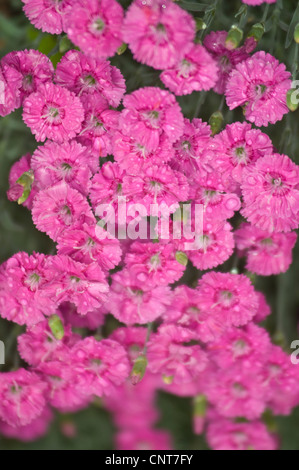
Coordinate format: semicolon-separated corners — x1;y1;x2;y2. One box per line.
175;251;188;266
247;23;265;43
209;111;224;135
163;375;173;385
195;18;207;32
48;314;65;340
225;25;243;51
130;354;148;385
287;88;299;112
193;395;207;435
16;170;34;205
117;43;128;55
294;23;299;44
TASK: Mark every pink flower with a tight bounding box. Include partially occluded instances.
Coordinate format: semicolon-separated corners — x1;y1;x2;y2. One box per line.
204;31;250;94
64;0;124;59
70;337;130;397
0;369;48;427
207;415;278;450
197;272;259;329
2;50;54;106
0;407;53;442
55;50;125;107
23;83;84;143
0;252;58;326
226;51;291;127
253;292;271;323
32;182;95;242
120;87;184;151
174;220;235;271
123;163;189;212
89;161;125;211
0;60;22;116
160;44;218;95
117;428;172;451
108;269;172;325
31;140;92;196
18;317;78;367
207;324;271;369
57;223;122;271
78;95;120;159
113;130;173;175
171;118;212;180
264;346;299;415
59;302;108;330
21;0;70;34
212;122;273;187
206;363;267;420
39;361;91;412
7;153;37;210
235;222;297;275
147;324;208;384
123;0;195;70
241;154;299;233
109;326;148;364
191;174;241;220
47;255;109;315
124;241;186;287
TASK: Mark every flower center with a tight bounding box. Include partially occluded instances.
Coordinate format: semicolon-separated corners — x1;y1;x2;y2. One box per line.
60;204;73;225
92;17;105;34
25;272;41;291
219;290;234;307
255;84;267;96
182;140;191;151
234;146;248;164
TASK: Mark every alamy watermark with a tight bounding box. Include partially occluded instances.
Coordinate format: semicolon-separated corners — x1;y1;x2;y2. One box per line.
95;198;204;250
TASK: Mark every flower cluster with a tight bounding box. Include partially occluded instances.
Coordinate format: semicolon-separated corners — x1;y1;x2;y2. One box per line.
0;0;297;451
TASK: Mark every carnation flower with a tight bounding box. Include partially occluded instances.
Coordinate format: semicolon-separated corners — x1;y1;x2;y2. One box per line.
32;182;95;242
174;219;235;271
18;317;78;367
147;324;208;384
235;222;297;275
170;118;212;180
264;346;299;415
197;272;259;328
39;361;91;412
211;122;273;187
120;87;184;151
113;130;173;175
21;0;70;34
2;50;54;107
70;337;130;397
31;140;92;196
0;369;48;427
23;82;84;143
207;415;278;451
207;324;271;369
205;363;267;420
109;326;148;364
64;0;124;59
226;51;291;127
123;163;189;212
0;61;22;116
57;223;122;271
204;31;250;94
59;302;108;330
7;153;37;210
0;407;53;442
160;44;218;95
47;255;109;315
124;241;186;287
241;154;299;233
0;252;57;326
55;50;125;107
123;0;195;70
108;269;172;325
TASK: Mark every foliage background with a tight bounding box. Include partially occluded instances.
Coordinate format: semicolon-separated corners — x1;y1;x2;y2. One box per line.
0;0;299;450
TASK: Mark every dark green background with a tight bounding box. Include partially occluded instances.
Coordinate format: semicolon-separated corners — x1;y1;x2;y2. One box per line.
0;0;299;450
